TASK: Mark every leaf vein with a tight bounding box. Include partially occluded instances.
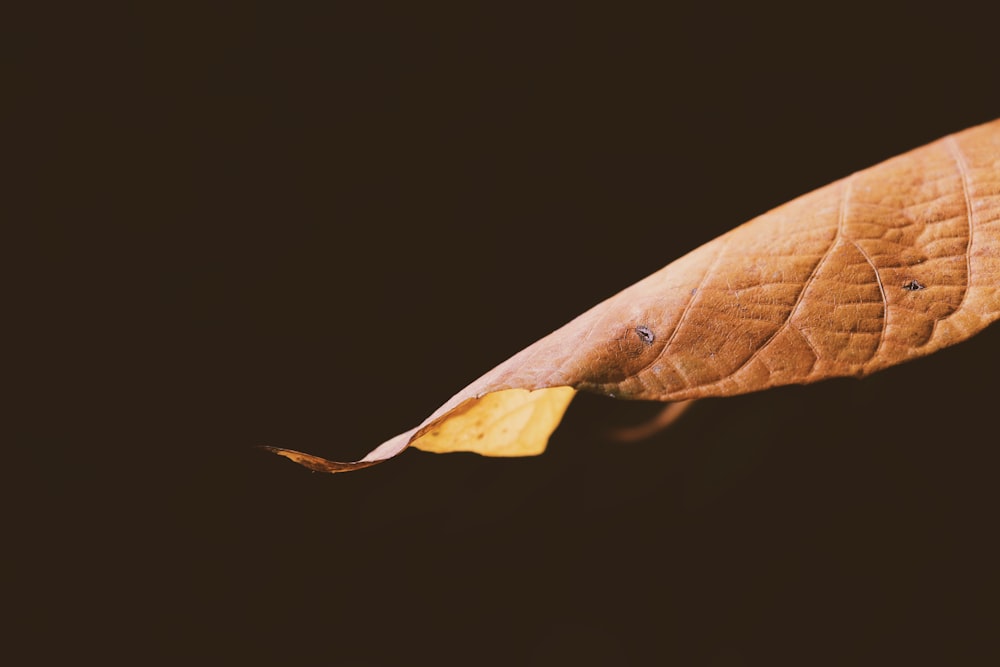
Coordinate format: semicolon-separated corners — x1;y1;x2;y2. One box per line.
717;177;853;382
847;238;888;363
942;136;975;332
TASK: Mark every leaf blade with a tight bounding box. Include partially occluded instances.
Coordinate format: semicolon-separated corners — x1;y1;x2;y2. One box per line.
268;118;1000;473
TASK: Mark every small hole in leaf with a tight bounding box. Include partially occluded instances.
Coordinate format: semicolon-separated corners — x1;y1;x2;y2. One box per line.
635;325;655;344
902;279;926;291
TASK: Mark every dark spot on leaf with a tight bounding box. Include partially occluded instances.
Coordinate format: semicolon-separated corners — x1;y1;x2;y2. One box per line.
635;325;655;344
902;279;926;291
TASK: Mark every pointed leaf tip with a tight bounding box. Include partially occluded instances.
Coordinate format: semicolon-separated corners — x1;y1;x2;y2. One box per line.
260;446;380;473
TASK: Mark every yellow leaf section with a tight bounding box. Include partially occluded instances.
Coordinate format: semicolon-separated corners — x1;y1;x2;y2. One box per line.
411;387;577;457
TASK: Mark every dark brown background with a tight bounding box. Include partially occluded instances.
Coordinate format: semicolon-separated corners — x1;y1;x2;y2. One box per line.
13;4;1000;665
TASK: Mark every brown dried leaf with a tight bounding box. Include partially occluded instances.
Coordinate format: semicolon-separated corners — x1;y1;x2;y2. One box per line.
266;118;1000;473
